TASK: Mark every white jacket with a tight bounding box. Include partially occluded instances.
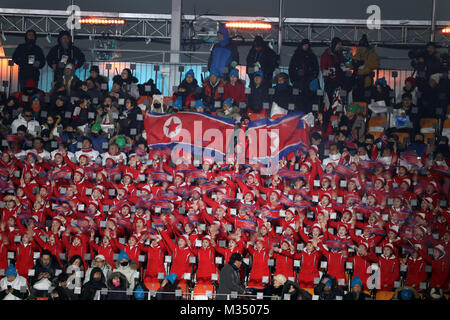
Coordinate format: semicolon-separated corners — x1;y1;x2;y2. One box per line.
114;265;137;291
0;275;29;300
11;114;40;136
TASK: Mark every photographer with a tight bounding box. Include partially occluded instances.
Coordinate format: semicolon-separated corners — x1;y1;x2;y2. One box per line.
350;34;380;103
320;37;345;103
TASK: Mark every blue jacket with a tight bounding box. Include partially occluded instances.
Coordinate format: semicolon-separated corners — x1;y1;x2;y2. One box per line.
208;27;239;78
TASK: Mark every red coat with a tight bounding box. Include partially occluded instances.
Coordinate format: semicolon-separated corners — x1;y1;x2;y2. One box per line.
318;243;347;281
191;245;218;283
141;240;167;281
112;239;142;265
404;256;428;291
295;249;321;288
161;230;194;280
347;252;378;290
273;249;295;279
247;245;271;288
378;254;400;290
9;242;38;277
223;81;246;104
423;251;449;289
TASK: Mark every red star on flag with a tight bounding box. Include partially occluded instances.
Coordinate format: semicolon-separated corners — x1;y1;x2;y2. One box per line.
165;118;180;137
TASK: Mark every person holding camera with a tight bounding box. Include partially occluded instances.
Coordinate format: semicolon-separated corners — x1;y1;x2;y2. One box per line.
350;34;380;103
320;37;346;104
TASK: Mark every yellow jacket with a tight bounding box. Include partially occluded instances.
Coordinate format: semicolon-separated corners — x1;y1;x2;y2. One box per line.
351;46;380;88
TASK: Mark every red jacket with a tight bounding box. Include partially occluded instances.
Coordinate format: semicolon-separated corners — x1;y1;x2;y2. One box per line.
161;230;194;280
347;252;378;290
247;244;271;288
142;240;167;280
404;255;428;291
191;245;218;283
223;81;246;104
378;254;400;290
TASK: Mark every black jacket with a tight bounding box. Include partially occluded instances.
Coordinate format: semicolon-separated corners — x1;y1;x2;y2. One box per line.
80;267;107;300
138;79;162;97
246;46;278;81
46;31;85;72
247;82;270;114
31;257;59;285
119;105;144;137
12;30;46;81
314;275;344;300
217;263;245;300
289;47;319;87
271;83;294;110
106;272;130;300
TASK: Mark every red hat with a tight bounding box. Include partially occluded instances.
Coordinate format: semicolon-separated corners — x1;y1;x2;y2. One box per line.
134;217;146;226
388;225;399;235
256;237;265;244
434;244;445;256
311;223;322;232
191;186;201;195
129;235;138;242
405;76;416;86
400;178;411;188
175;172;185;180
360;242;369;251
74;168;85;176
416;225;427;234
179;234;189;243
215;187;227;195
25;79;37;88
78;154;89;161
382;243;394;252
423;197;434;205
342;209;353;216
285;207;296;217
375;177;385;185
271;189;282;199
301;162;312;170
93;185;105;194
415;212;426;220
320;175;332;183
321;193;332;201
282;237;293;246
309;145;318;154
52;216;64;225
123;170;134;180
337;223;349;233
117;186;128;194
73;234;83;242
202;235;212;242
244;189;256;199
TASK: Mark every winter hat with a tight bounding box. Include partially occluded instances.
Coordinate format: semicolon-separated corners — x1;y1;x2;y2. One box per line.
229;68;239;78
360;242;369;251
90;65;100;73
274;274;287;285
358;34;369;47
405;77;416;86
118;249;129;262
95;254;105;261
166;273;177;285
254;35;265;47
399;288;413;300
115;135;126;149
6;264;17;277
347;103;359;114
383;243;394;252
185;69;195;78
25;79;37;88
325;279;333;287
375;77;387;87
195;100;205;110
351;275;362;288
300;38;310;46
223;97;233;107
31;93;41;102
91;122;101;133
65;63;73;70
434;244;445;256
254;70;264;79
134;285;145;300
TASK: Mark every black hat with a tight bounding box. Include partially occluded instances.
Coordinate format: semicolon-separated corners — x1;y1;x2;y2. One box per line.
90;65;100;73
301;38;310;46
358;34;369;47
253;36;265;47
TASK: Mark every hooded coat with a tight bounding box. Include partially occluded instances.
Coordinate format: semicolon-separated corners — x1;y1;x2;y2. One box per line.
289;40;319;88
106;271;130;300
80;266;107;300
12;29;46;86
246;36;278;85
46;30;85;80
208;27;239;78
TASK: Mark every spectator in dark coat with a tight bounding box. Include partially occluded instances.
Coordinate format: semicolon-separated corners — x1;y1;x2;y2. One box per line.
50;273;78;300
72;94;95;129
179;69;199;95
217;253;245;300
201;72;225;112
314;274;344;300
246;71;270;116
263;274;305;300
12;29;46;91
246;36;278;87
289;39;319;112
371;77;393;106
271;72;294;111
30;249;59;286
46;30;85;82
320;37;345;102
343;275;371;300
208;27;239;78
423;42;443;79
80;267;107;300
138;78;161;97
106;272;130;300
118;96;144;139
87;65;109;92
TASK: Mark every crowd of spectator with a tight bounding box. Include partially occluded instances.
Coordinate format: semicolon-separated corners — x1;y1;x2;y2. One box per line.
0;27;449;300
